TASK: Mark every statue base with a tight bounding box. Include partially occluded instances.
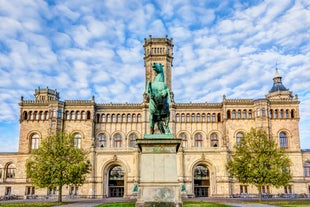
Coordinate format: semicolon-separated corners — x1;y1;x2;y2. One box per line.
136;135;182;207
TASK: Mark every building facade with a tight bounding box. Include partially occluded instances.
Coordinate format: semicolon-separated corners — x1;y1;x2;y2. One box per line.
1;36;310;199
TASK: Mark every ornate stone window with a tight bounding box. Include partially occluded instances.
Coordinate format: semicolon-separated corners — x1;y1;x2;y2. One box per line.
31;133;40;150
137;114;141;122
194;133;203;147
129;133;137;148
181;113;185;122
212;113;216;122
113;133;122;148
98;133;107;148
71;111;75;120
197;114;200;122
186;114;190;122
248;110;252;119
279;131;288;149
304;162;310;177
202;113;206;122
74;133;81;148
210;133;218;147
81;111;86;120
236;132;244;145
6;163;16;179
76;111;81;120
207;113;210;122
232;110;236;119
176;113;180;122
122;114;126;122
179;133;187;148
242;110;247;119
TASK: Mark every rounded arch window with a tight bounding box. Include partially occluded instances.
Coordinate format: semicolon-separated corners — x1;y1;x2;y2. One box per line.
6;163;16;179
179;133;187;148
98;133;107;148
193;164;209;197
129;133;137;148
73;133;81;148
236;132;244;145
279;131;288;149
108;165;125;197
194;133;203;147
31;133;40;150
113;133;122;148
210;133;218;147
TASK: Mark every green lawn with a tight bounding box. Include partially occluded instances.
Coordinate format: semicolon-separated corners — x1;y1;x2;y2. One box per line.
95;201;231;207
264;200;310;207
0;202;63;207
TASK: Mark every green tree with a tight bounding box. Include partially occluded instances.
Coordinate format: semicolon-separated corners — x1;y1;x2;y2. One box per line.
226;128;291;201
26;132;91;202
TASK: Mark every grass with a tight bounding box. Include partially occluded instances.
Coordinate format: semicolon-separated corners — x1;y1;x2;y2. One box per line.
0;202;63;207
263;200;310;207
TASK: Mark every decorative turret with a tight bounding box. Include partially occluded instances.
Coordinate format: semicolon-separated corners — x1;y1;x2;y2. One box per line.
34;87;59;101
266;68;293;100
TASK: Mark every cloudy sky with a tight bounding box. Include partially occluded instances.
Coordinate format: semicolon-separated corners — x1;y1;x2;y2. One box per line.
0;0;309;152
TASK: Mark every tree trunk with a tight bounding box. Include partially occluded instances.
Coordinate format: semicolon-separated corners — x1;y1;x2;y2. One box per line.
58;185;62;202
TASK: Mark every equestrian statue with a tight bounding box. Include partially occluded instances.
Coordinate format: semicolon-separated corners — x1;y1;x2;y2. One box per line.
146;63;171;134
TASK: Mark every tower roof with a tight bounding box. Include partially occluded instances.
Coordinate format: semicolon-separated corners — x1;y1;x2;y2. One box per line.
269;68;288;93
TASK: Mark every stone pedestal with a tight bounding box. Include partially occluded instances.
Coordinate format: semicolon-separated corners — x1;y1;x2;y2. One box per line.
136;135;182;207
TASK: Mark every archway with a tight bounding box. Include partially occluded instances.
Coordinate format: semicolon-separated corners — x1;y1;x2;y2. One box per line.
108;165;124;197
193;164;210;197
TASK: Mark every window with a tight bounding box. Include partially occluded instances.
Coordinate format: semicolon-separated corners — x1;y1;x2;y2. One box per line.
117;114;121;122
242;110;247;119
217;113;221;122
269;109;273;118
98;133;107;148
87;111;91;119
186;114;190;122
194;133;203;147
71;111;75;120
112;114;116;122
122;114;126;122
291;110;295;118
179;133;187;148
236;132;244;145
248;110;252;118
31;133;39;150
227;110;231;119
197;114;200;122
280;109;284;118
107;114;111;122
240;185;248;194
304;162;310;177
74;133;81;148
191;114;195;122
5;187;12;196
210;133;218;147
202;113;206;122
132;114;136;122
176;114;180;122
129;134;137;147
102;114;106;122
274;109;278;118
285;109;289;118
45;111;49;120
237;110;241;119
113;134;122;148
23;111;28;120
207;113;210;122
261;185;270;194
40;111;44;120
70;186;79;196
137;114;141;122
284;185;292;194
212;113;216;122
76;111;80;120
82;111;86;120
48;187;57;195
181;114;185;122
25;186;35;196
279;131;288;149
58;110;62;118
232;110;236;119
262;108;266;117
0;165;2;178
127;114;131;122
30;111;33;120
66;111;70;120
6;163;16;179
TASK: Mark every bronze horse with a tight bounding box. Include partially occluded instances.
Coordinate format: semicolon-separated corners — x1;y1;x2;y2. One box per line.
146;63;171;134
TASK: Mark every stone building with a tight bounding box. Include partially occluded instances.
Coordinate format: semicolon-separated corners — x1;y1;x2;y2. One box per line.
1;36;310;199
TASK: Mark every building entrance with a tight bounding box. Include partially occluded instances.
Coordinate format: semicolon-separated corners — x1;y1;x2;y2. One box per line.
193;164;210;197
108;165;124;197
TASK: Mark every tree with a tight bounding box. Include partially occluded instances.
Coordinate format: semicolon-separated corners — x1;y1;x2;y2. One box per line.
226;128;291;201
26;132;91;202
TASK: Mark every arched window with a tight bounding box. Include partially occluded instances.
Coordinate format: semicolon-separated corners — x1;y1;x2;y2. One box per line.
285;109;289;118
45;111;49;120
74;133;81;148
210;133;218;147
186;114;190;122
237;110;241;119
107;114;111;122
122;114;126;122
127;114;131;122
236;132;244;145
194;133;203;147
87;111;91;119
23;111;28;120
29;111;33;120
193;164;209;197
66;111;70;120
269;109;273;118
129;133;137;148
280;109;284;118
181;113;185;122
191;114;195;122
6;163;16;179
117;114;121;122
217;113;221;122
274;109;278;118
304;162;310;177
227;110;231;119
197;114;200;122
112;114;116;122
132;114;136;122
279;131;288;149
176;113;180;122
207;113;211;122
262;108;266;117
34;111;38;120
98;133;107;148
202;113;206;122
31;133;40;150
232;110;236;119
248;110;252;119
137;114;141;122
82;111;86;120
212;113;216;122
40;111;44;120
71;111;75;120
76;111;81;120
113;134;122;148
109;165;125;197
96;114;100;123
291;110;295;118
242;110;247;119
179;133;187;148
102;114;106;122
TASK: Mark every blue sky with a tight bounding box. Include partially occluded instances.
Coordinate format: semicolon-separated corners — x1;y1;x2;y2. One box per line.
0;0;310;152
